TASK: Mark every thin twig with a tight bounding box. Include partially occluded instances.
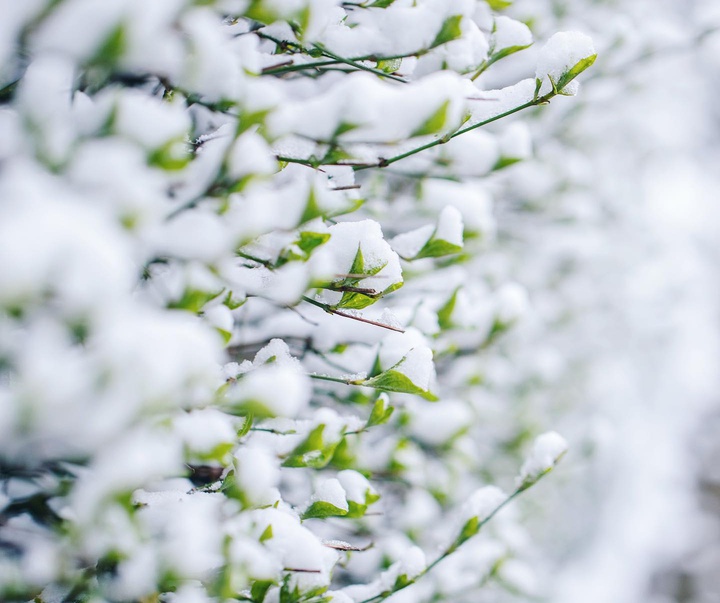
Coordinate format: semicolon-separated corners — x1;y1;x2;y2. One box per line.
302;296;405;333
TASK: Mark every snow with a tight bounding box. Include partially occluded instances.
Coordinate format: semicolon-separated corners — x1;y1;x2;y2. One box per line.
253;507;338;577
467;78;537;126
227;130;278;180
114;91;190;150
393;347;435;393
337;470;375;504
173;409;236;457
269;71;473;144
311;219;403;295
178;8;242;101
310;478;349;512
499;122;532;160
460;486;507;523
492;16;533;53
5;1;716;602
390;224;435;260
378;329;429;371
318;0;475;58
495;282;530;324
422;179;495;236
409;399;472;446
434;206;464;247
228;363;311;418
397;546;426;580
437;129;499;177
233;446;281;507
518;431;569;484
535;31;596;95
30;0;127;61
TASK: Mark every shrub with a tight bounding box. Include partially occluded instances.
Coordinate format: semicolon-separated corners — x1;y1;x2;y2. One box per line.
0;2;594;602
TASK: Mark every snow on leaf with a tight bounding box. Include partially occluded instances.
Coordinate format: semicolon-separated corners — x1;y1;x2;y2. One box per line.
535;31;597;96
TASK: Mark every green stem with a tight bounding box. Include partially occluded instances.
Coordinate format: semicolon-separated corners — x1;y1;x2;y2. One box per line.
261;59;340;75
309;373;363;385
316;46;407;83
358;486;528;603
354;91;553;172
256;32;407;83
277;92;554;173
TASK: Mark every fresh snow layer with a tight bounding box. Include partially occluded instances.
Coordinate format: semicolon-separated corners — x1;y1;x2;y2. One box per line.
536;31;596;94
519;431;569;483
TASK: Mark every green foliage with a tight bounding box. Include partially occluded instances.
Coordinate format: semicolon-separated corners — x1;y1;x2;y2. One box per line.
366;395;395;428
486;0;513;9
430;15;464;49
414;237;463;260
168;287;224;313
411;100;451;137
362;360;438;401
302;500;348;520
437;287;461;330
282;425;343;468
556;53;598;91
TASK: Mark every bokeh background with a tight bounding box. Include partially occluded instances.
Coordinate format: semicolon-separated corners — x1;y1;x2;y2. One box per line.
499;2;720;601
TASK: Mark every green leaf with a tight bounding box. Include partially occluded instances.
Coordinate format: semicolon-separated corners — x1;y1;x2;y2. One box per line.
298;231;331;254
215;327;232;345
222;395;277;419
237;414;253;438
192;441;234;464
393;574;413;591
236;108;271;136
223;290;246;310
349;243;365;275
336;290;381;310
453;516;480;549
251;580;274;603
345;500;369;519
278;231;331;265
302;500;349;520
92;23;126;66
293;6;312;40
486;0;513;10
246;1;278;24
493;156;523;170
320;145;352;165
555;53;598;91
411;100;450;137
168;288;224;313
329;437;356;469
367;0;397;7
366;396;394;428
334;121;359;137
362;369;437;401
300;187;323;224
333;245;390;309
430;15;463;49
488;43;533;67
259;524;274;543
377;58;402;73
148;139;191;171
438;288;460;330
282;425;341;468
414;237;463;260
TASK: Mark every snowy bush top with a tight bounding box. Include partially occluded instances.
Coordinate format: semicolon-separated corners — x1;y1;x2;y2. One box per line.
0;1;594;602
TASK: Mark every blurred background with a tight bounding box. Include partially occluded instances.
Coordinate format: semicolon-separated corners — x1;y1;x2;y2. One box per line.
494;1;720;601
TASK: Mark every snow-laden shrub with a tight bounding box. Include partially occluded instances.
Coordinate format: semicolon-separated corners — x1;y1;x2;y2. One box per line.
0;2;595;602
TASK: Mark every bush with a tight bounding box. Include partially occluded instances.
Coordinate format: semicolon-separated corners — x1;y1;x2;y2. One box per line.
0;2;595;602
